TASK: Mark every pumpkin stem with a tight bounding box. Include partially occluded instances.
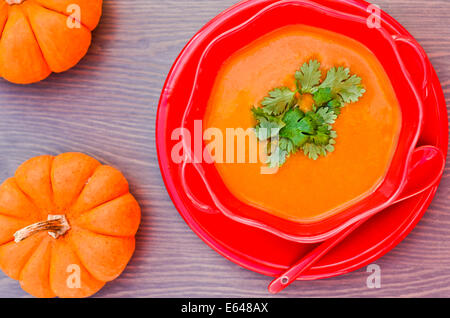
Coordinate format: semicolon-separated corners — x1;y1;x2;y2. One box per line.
14;215;70;243
5;0;25;5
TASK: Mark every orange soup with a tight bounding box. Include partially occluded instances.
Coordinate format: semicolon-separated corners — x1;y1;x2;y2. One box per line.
204;25;401;223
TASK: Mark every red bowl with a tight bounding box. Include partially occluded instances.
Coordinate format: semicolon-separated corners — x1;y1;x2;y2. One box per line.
158;0;437;243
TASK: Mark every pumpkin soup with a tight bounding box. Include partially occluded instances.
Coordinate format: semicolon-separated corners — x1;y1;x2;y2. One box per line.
204;25;401;223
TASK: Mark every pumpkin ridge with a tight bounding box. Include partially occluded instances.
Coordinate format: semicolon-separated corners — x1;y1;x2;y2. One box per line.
46;236;54;296
50;153;99;216
0;3;8;42
70;193;141;237
0;179;41;221
67;165;130;219
0;237;13;247
0;212;41;246
47;236;56;296
17;3;51;76
0;209;33;221
14;154;56;219
64;164;104;218
11;178;49;220
68;192;130;224
68;190;128;220
18;236;55;297
70;222;135;239
30;0;91;32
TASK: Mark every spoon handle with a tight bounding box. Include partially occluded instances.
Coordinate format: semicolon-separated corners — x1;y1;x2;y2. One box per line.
268;218;366;294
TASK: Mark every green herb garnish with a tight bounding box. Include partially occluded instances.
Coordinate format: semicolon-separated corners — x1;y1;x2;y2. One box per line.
252;59;365;167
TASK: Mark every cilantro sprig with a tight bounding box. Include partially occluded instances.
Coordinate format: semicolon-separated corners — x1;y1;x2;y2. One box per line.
252;59;365;167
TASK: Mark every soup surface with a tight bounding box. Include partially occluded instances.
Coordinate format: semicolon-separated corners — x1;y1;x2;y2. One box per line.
204;25;401;223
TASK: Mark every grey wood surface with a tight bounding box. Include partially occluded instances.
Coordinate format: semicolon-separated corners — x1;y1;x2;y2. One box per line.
0;0;449;298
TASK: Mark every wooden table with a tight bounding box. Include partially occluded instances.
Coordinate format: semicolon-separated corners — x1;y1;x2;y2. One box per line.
0;0;448;298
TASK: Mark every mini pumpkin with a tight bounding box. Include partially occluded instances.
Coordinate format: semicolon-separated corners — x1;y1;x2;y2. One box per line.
0;153;141;297
0;0;103;84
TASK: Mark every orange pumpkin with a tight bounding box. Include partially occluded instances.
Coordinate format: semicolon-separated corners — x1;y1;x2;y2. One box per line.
0;153;141;298
0;0;103;84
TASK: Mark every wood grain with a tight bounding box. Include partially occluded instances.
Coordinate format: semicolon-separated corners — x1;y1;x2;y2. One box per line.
0;0;449;298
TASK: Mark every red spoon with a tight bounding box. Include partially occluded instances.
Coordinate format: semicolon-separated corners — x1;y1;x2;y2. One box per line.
268;145;445;294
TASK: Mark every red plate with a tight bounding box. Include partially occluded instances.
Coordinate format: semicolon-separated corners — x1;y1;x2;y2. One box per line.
156;0;448;279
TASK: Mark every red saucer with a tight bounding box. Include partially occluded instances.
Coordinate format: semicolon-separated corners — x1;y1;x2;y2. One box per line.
156;0;448;280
